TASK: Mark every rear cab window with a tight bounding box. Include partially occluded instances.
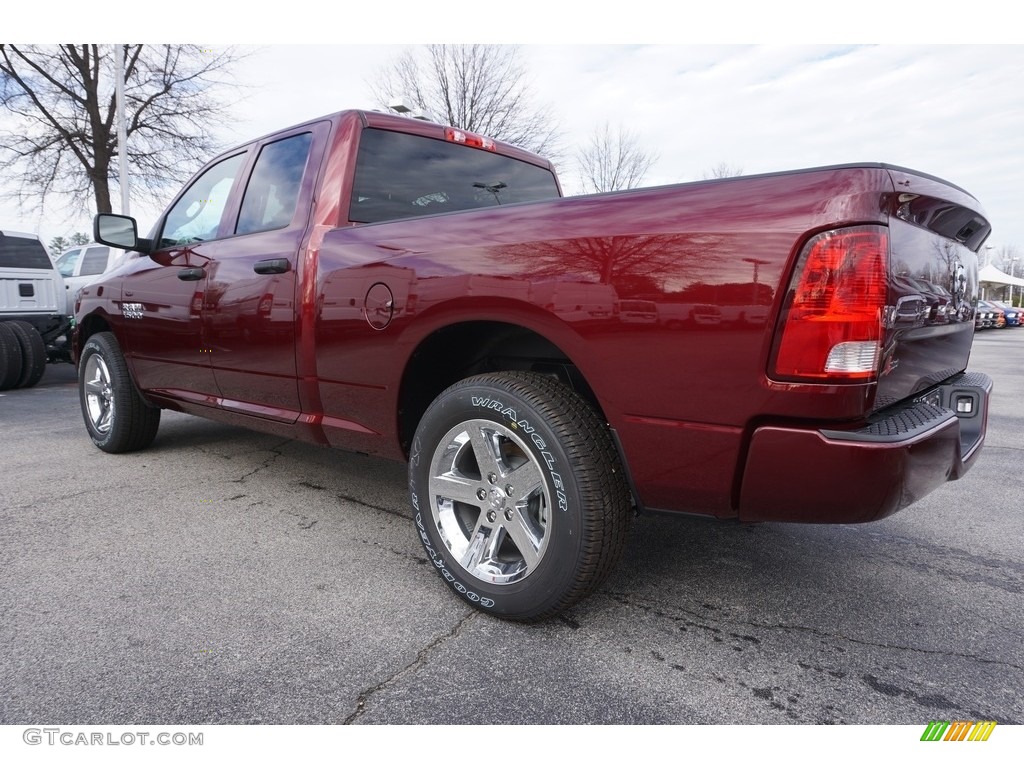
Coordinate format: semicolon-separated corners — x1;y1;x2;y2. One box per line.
0;234;53;270
349;128;560;224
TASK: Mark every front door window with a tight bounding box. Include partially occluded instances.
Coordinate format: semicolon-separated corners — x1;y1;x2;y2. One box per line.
160;153;246;248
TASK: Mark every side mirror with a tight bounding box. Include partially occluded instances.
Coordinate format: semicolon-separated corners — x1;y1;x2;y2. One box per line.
94;213;151;253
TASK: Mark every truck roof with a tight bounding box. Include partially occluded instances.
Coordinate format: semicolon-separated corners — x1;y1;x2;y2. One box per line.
214;109;556;173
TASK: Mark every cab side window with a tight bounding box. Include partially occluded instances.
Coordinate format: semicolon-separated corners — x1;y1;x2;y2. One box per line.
160;153;246;248
236;133;313;236
79;246;111;276
56;249;82;277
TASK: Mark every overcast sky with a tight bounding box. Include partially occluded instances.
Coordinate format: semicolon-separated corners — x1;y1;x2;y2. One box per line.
3;34;1022;263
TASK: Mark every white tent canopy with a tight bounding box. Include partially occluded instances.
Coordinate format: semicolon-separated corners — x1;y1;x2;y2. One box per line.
979;263;1024;288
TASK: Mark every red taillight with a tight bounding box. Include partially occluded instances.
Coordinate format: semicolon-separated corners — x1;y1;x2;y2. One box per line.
444;127;496;151
771;225;889;382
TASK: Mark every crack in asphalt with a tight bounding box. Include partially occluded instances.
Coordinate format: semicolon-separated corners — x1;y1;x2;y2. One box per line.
286;511;318;530
5;483;145;510
604;592;1024;673
842;531;1024;597
980;443;1023;452
230;439;293;484
853;529;1024;576
343;611;476;724
293;479;410;521
384;545;429;567
335;492;410;521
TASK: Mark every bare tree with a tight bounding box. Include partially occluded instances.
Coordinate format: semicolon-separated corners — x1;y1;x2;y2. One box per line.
576;123;658;194
0;44;245;215
369;44;561;159
702;162;744;179
991;244;1021;273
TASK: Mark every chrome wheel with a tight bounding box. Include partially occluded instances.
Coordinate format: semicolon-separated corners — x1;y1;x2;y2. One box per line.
411;371;632;619
428;418;551;584
78;332;160;453
83;353;114;435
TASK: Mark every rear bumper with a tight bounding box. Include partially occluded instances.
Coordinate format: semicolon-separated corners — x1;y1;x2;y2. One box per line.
738;371;992;523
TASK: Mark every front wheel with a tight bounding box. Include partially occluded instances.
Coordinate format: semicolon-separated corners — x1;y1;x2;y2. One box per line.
409;371;631;621
79;332;161;453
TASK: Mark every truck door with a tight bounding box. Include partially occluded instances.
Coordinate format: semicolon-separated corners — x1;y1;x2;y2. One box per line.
123;151;248;399
203;124;327;421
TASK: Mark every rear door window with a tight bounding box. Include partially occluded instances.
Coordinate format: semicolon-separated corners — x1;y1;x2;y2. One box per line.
236;133;313;235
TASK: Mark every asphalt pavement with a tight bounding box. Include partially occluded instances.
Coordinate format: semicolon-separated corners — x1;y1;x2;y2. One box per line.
1;331;1021;725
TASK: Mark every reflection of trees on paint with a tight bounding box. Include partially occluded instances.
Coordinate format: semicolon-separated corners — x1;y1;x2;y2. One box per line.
500;233;776;310
503;233;729;297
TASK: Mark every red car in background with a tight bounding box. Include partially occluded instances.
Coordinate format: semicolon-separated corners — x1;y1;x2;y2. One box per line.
978;300;1006;329
991;301;1022;327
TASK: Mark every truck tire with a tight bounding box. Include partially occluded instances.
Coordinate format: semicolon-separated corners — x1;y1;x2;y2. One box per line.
6;320;47;388
0;323;24;391
78;331;161;453
408;371;631;621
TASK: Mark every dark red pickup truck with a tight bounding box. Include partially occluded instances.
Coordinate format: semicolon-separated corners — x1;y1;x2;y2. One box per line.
76;109;992;620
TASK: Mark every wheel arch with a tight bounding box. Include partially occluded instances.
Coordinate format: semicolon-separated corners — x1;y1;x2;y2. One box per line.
74;311;115;365
396;318;606;458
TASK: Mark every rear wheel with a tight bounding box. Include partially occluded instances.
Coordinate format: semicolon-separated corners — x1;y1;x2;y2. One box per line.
0;323;24;391
79;332;161;453
6;320;47;388
409;371;631;621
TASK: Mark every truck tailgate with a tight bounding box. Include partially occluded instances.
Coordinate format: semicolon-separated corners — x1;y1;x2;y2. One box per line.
874;168;991;411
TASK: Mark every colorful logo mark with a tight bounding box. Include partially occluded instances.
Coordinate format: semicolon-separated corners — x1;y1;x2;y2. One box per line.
920;720;996;742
